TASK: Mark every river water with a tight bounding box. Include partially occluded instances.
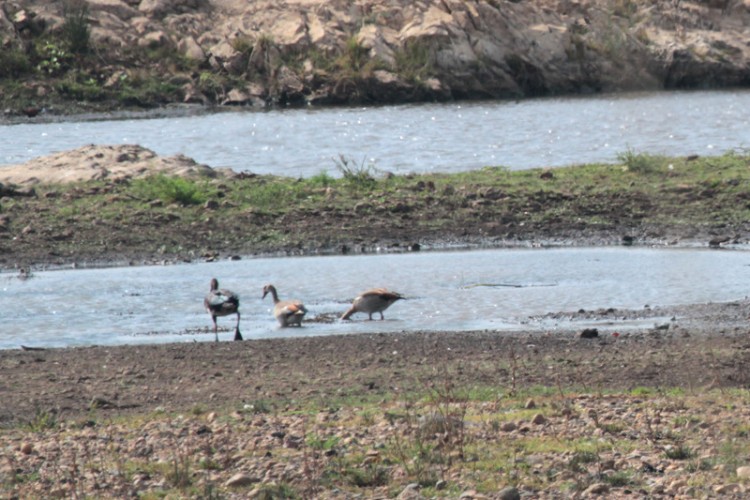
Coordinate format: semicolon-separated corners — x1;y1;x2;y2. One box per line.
2;89;749;177
2;90;750;349
2;247;750;350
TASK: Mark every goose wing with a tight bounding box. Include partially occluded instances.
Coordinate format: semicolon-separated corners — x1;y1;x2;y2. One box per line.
206;289;239;313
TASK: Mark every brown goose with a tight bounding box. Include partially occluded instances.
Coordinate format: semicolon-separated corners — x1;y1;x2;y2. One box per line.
341;288;403;320
204;278;242;341
262;284;307;327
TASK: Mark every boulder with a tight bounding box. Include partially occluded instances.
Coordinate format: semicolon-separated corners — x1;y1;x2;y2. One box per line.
87;0;139;20
177;36;206;61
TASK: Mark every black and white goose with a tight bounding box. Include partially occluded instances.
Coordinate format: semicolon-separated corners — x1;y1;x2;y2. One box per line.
204;278;242;341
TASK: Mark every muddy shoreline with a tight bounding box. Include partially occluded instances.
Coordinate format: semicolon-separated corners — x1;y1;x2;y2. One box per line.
2;297;748;427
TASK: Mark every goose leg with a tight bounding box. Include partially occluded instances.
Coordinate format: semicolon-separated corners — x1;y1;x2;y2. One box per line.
234;313;243;341
212;316;218;342
380;312;385;320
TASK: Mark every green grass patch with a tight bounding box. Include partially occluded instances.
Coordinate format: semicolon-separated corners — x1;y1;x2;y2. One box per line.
132;174;212;206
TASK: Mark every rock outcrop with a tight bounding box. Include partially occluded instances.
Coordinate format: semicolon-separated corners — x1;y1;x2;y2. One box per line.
0;144;222;185
2;0;749;108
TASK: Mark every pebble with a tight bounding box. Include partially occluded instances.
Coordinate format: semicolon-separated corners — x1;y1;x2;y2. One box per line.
225;473;259;488
737;465;750;479
498;486;521;500
396;483;424;499
531;413;546;425
714;483;741;495
583;482;609;495
500;421;517;432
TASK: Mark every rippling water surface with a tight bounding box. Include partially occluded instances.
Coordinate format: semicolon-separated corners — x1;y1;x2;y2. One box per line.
2;91;750;349
3;247;749;350
2;90;749;177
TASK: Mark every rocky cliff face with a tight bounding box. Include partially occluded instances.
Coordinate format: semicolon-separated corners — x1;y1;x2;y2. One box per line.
2;0;749;111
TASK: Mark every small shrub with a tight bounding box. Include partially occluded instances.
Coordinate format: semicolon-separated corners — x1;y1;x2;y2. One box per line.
165;453;192;488
603;471;632;487
197;71;225;101
0;49;32;78
568;450;599;472
306;434;340;451
393;40;434;82
252;482;298;499
337;37;370;73
308;170;335;188
56;75;106;101
231;36;255;57
617;149;664;174
62;0;91;55
26;409;58;432
664;444;694;460
343;465;390;488
332;154;378;189
36;42;72;76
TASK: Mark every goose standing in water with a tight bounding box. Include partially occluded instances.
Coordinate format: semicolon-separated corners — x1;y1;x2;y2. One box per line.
204;278;242;341
262;284;307;327
341;288;403;320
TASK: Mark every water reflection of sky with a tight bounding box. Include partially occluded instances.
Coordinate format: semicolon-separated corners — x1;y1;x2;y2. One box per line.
2;247;749;349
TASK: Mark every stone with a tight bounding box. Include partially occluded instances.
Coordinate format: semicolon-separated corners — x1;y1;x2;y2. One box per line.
531;413;546;425
137;31;170;48
87;0;138;20
397;482;424;499
498;486;521;500
714;483;741;494
500;421;517;432
583;482;610;495
177;36;206;61
222;88;250;105
580;328;599;339
225;473;259;487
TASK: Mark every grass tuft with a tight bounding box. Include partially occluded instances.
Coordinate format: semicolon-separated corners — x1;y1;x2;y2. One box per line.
132;174;210;206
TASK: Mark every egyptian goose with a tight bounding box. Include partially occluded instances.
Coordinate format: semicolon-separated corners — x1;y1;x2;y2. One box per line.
204;278;242;341
262;284;307;327
341;288;403;320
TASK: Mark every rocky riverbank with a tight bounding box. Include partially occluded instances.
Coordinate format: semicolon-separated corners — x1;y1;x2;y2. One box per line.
2;0;750;115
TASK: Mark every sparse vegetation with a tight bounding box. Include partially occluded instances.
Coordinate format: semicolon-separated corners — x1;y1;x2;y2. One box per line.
393;39;435;83
3;150;750;268
5;369;750;498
